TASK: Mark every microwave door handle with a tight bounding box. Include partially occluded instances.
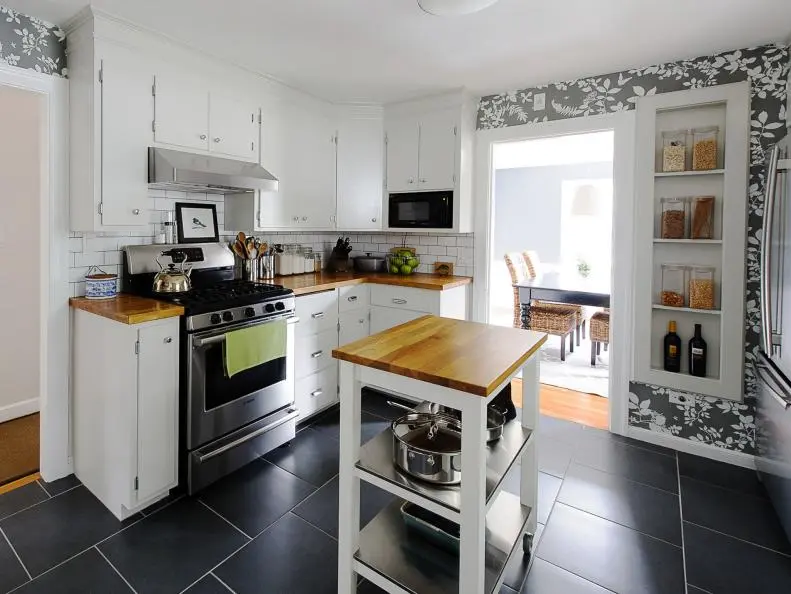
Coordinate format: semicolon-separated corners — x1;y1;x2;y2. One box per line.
761;145;781;355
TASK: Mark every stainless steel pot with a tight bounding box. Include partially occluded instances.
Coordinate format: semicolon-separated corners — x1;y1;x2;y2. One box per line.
353;253;386;273
431;404;507;443
153;252;193;293
391;412;462;485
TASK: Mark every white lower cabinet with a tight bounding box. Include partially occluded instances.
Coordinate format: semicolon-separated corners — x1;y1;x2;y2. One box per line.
370;306;429;335
295;365;338;421
339;309;371;347
72;310;179;520
296;328;338;379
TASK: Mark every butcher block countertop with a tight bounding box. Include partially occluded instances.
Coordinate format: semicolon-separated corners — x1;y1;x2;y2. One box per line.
259;272;471;296
69;295;184;325
332;315;547;396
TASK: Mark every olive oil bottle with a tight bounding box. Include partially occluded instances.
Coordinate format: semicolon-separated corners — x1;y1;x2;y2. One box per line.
663;321;681;372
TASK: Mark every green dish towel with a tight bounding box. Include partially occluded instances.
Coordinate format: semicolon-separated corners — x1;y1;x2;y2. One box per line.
224;320;287;378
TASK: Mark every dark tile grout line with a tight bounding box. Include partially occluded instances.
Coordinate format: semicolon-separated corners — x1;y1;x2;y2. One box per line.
0;483;82;524
676;453;690;594
196;500;253;541
94;546;138;594
683;520;791;558
679;472;771;502
177;540;251;594
210;571;237;593
33;480;51;498
0;525;31;581
569;458;679;496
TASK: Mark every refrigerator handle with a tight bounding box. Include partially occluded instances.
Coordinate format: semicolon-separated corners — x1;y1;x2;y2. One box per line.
753;361;791;410
761;145;781;355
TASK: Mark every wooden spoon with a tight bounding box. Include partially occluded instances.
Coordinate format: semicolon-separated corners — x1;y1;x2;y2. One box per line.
231;240;247;260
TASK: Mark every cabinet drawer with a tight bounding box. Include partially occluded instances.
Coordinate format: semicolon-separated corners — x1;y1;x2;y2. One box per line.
295;328;338;379
339;284;370;312
295;290;338;336
295;366;338;421
370;306;430;335
370;285;439;314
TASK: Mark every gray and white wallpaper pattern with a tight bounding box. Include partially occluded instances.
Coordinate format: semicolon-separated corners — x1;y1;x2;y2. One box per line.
479;44;790;454
0;5;66;76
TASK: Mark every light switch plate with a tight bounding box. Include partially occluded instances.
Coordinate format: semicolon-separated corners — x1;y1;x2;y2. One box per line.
668;392;694;407
533;92;546;111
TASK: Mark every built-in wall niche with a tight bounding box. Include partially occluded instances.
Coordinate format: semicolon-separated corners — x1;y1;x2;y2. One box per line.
632;82;749;402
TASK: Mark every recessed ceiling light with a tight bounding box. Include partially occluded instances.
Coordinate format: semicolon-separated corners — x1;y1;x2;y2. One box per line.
417;0;500;16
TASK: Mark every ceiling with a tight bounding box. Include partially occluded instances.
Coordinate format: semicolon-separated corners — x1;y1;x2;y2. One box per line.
7;0;791;103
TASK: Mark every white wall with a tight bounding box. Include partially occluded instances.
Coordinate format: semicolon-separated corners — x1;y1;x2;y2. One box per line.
0;84;42;421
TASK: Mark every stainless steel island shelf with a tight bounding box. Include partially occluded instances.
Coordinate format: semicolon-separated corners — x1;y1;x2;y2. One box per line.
354;492;531;594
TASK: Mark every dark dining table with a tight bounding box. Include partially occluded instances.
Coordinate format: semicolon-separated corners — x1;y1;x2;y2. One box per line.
514;272;611;330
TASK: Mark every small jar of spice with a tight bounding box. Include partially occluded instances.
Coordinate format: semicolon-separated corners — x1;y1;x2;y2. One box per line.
660;198;687;239
692;127;719;171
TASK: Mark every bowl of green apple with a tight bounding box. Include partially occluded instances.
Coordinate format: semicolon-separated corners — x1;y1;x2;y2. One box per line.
387;251;420;275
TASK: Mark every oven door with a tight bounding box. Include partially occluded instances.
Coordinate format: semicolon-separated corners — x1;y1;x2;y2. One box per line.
388;191;453;229
187;314;296;449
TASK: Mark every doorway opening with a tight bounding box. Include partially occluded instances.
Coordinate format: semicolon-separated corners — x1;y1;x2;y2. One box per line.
489;131;614;430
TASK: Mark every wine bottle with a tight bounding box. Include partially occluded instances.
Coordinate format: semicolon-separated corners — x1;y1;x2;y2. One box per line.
664;321;681;372
689;323;707;377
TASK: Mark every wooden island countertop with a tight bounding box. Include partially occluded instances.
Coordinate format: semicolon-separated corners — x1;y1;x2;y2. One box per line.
332;315;546;396
69;295;184;325
259;271;471;296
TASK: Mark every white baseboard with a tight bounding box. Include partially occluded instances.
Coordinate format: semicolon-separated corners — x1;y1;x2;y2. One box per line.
626;426;756;470
0;398;40;424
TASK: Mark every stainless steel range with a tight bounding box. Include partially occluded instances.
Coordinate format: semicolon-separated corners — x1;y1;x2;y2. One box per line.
124;243;298;494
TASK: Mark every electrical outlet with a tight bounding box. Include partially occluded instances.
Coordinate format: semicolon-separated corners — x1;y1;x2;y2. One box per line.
668;392;694;407
533;92;546;111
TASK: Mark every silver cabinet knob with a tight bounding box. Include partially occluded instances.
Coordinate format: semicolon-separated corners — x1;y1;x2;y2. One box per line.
293;216;299;221
213;137;221;143
358;319;365;324
302;216;308;221
407;178;414;184
164;337;173;344
199;134;207;140
419;178;427;183
132;209;141;215
310;389;323;398
371;218;377;222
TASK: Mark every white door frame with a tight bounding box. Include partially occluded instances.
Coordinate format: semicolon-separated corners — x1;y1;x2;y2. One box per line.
0;64;71;480
473;112;635;435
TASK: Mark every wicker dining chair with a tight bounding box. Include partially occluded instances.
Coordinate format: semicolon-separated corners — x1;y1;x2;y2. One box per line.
504;253;577;361
522;251;586;345
590;310;610;366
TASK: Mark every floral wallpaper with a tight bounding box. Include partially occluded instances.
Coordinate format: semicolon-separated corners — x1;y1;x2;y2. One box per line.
479;44;790;454
0;5;66;76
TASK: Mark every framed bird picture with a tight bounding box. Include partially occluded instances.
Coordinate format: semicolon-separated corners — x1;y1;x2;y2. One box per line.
175;202;220;244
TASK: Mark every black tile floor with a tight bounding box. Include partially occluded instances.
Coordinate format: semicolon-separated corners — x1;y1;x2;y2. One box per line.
1;393;790;593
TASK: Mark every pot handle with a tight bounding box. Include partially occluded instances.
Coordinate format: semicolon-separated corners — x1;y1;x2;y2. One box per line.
387;400;415;412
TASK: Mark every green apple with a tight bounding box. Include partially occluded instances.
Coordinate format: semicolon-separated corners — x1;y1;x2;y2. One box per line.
390;265;400;274
407;257;418;268
400;264;412;275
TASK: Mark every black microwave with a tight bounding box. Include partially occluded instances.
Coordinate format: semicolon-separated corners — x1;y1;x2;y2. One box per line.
388;191;453;229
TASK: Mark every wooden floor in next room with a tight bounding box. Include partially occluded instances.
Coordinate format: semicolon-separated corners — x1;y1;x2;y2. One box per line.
513;379;609;431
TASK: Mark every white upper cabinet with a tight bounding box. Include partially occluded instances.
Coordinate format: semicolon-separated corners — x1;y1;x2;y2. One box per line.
153;75;260;162
336;108;384;230
208;92;259;160
385;116;420;192
69;28;152;231
417;109;457;191
153;73;209;152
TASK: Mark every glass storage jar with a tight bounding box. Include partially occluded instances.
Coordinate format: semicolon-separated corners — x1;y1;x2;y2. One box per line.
692;127;719;171
303;247;314;274
690;196;715;239
689;266;715;310
662;130;688;172
660;198;688;239
661;265;686;307
314;252;323;272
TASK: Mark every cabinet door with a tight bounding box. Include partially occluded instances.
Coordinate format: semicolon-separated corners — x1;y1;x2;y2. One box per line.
386;117;419;192
256;100;294;229
370;306;429;335
418;109;457;190
154;72;209;151
136;323;179;502
339;310;370;347
337;116;384;230
284;104;337;228
99;44;151;226
209;92;259;161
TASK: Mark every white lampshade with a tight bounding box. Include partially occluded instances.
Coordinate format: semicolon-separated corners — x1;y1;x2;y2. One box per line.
418;0;500;15
571;185;599;217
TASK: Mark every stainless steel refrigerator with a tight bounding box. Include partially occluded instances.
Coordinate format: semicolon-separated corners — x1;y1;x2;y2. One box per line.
757;135;791;539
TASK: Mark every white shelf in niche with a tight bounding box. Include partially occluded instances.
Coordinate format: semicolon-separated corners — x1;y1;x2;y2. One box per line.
653;239;722;244
652;305;721;315
654;169;725;178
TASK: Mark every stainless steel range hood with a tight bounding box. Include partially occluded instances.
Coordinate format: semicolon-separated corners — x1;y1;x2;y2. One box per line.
148;147;278;194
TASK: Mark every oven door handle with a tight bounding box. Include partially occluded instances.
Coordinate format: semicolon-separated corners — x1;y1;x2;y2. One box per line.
196;408;300;463
194;316;299;348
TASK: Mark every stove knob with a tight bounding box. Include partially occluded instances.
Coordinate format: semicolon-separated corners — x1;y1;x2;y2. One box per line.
265;303;276;313
222;311;234;322
210;313;221;325
275;301;285;311
244;307;256;318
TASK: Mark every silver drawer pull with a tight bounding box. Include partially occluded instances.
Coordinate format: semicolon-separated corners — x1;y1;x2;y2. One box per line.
311;350;324;358
358;319;365;324
164;337;173;344
132;209;141;215
347;296;358;302
312;312;325;319
392;298;407;305
310;389;323;398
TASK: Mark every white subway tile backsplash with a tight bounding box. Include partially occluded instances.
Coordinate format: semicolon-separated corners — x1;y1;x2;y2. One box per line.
419;235;439;245
68;237;84;252
437;236;457;247
73;252;105;267
428;246;447;256
84;237;119;252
